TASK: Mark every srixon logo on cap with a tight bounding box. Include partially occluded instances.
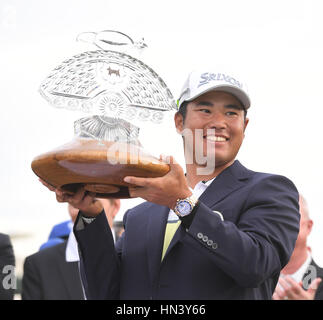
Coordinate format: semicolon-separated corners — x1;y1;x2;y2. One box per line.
198;72;243;89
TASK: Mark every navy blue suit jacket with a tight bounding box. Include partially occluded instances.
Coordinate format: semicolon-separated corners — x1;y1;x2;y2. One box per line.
75;160;300;300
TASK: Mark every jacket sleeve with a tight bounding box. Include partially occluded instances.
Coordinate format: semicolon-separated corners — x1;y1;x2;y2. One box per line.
21;256;42;300
73;210;122;300
184;175;300;288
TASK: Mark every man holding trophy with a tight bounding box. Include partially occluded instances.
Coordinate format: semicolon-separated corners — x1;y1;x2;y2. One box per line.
35;31;300;299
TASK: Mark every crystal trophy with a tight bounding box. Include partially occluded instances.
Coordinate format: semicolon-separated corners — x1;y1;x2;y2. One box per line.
31;30;177;198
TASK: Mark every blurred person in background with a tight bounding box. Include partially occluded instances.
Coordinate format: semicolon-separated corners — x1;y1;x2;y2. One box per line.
21;198;121;300
38;219;73;251
0;233;16;300
273;195;323;300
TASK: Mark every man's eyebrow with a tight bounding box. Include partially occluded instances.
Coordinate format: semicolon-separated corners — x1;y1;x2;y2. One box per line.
224;104;244;111
194;101;245;111
194;101;214;107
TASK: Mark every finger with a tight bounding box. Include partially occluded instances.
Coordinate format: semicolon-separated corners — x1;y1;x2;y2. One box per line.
278;277;295;299
308;277;322;292
159;154;171;164
168;155;176;165
272;292;282;300
275;284;286;299
284;276;302;295
279;276;291;291
282;276;304;300
272;292;278;300
124;176;152;187
162;155;176;166
56;188;64;197
81;193;96;208
167;157;185;173
56;186;78;202
39;178;56;191
56;192;70;203
70;187;86;204
128;186;145;198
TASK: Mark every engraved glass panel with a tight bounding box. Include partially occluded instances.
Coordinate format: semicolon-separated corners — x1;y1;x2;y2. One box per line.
39;30;177;142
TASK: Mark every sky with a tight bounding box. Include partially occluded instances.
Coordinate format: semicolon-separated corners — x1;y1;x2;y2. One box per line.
1;0;323;276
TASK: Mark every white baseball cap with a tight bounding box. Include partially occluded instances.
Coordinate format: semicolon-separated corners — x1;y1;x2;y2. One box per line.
177;70;251;110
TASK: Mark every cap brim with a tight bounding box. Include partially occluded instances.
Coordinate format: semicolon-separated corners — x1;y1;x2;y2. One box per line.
181;84;251;110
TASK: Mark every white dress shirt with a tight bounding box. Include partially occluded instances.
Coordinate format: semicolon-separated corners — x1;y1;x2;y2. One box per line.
282;250;312;283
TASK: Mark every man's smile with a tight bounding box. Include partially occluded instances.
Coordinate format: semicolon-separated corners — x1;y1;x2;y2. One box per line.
204;134;229;143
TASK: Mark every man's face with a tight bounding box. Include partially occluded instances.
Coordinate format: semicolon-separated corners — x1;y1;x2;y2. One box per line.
175;90;249;168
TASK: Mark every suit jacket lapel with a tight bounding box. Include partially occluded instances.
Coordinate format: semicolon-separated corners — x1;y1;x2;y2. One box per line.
163;162;251;262
199;160;251;208
146;205;169;285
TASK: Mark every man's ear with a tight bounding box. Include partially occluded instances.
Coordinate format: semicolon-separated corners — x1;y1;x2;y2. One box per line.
244;118;249;132
174;112;184;134
307;219;313;235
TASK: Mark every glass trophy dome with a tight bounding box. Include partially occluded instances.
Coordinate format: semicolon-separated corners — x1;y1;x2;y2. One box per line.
39;30;177;141
31;30;177;198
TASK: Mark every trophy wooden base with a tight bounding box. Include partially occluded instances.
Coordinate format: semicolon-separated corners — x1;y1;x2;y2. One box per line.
31;138;170;198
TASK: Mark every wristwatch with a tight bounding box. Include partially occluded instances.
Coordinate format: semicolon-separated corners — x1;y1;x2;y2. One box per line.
174;194;198;217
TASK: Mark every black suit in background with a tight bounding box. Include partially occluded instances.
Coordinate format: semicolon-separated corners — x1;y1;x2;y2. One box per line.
22;241;84;300
0;233;15;300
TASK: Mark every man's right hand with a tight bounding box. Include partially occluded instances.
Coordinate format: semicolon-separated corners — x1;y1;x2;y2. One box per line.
39;179;103;217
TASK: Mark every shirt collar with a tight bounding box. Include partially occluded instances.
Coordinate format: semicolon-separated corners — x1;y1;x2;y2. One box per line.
192;177;216;198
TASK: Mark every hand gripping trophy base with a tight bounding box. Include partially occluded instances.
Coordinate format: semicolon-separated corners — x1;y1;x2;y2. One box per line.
31;138;170;199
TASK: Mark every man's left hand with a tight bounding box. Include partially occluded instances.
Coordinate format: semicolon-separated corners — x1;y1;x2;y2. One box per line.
124;155;192;209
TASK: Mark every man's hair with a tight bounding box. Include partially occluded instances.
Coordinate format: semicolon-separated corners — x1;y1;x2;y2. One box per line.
299;194;311;221
177;101;247;123
177;101;189;122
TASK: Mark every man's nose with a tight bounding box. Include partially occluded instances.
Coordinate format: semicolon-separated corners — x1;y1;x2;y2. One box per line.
207;113;227;129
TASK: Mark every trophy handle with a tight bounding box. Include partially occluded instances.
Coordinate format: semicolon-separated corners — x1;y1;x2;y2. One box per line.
76;30;147;51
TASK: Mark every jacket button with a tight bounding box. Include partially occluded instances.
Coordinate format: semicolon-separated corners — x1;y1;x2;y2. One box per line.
197;232;203;239
207;239;213;246
202;235;208;242
212;243;218;250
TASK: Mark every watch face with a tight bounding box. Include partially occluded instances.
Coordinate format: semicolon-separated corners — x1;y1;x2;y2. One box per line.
177;200;192;216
